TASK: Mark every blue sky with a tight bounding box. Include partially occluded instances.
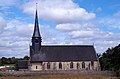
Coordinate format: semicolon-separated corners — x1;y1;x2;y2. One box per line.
0;0;120;58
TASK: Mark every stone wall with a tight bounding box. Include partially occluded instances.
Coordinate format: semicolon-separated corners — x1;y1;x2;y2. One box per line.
30;61;100;71
30;63;42;71
0;70;115;76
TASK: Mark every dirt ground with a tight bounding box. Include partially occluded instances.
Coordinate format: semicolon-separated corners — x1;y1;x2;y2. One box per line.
0;74;117;79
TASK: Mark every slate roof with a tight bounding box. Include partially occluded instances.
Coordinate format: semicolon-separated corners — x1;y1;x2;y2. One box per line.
30;45;98;62
32;9;41;37
18;60;28;69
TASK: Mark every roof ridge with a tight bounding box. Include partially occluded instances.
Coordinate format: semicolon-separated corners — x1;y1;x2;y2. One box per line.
41;45;93;46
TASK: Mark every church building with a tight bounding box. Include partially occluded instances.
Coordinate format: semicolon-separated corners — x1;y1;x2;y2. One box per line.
28;9;100;71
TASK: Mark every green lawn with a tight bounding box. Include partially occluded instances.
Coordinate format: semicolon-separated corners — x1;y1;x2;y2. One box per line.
0;74;117;79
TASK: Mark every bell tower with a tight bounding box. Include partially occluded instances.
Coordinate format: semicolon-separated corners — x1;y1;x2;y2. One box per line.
31;6;42;52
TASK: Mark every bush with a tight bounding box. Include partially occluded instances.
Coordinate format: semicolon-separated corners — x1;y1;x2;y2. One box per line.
0;74;2;77
116;69;120;77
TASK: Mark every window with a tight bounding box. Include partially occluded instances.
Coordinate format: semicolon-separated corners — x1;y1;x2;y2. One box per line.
70;62;73;68
36;66;37;69
88;63;90;70
47;62;50;69
77;63;79;69
91;61;94;66
35;39;39;43
91;61;94;69
59;62;62;69
82;62;85;69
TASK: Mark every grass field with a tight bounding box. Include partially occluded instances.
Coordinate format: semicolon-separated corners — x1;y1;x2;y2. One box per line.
0;74;117;79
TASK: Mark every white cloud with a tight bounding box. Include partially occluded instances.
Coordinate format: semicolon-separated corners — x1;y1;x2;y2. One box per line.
69;30;94;38
0;18;61;57
56;23;98;39
55;22;120;54
6;20;33;37
56;23;80;32
22;0;95;23
114;11;120;17
99;17;120;29
56;23;98;31
0;16;6;34
0;0;120;58
0;19;33;57
97;12;120;29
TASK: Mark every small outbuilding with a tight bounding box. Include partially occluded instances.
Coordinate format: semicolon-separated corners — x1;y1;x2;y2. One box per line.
18;60;28;71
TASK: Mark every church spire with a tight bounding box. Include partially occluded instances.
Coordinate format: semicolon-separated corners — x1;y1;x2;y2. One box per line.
31;3;42;52
32;3;41;37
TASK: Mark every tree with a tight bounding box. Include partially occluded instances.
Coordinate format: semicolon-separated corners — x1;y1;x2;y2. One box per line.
14;60;19;71
11;57;16;64
1;57;7;65
99;44;120;76
23;56;29;60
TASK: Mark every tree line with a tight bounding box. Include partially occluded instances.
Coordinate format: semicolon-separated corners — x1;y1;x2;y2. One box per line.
99;44;120;76
0;56;29;70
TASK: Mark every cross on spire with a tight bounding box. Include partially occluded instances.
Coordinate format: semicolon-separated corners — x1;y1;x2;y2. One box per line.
36;3;37;10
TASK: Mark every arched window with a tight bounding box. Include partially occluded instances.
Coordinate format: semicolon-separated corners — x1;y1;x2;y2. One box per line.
82;62;85;69
47;62;50;69
59;62;62;69
35;38;39;43
36;66;37;69
70;62;73;68
77;63;79;69
91;61;94;70
88;63;90;70
91;61;94;66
